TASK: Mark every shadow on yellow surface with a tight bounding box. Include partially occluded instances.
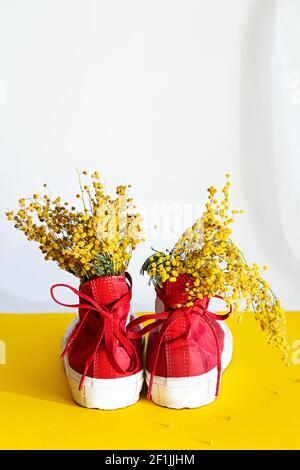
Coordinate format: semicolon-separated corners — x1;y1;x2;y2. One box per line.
0;312;299;449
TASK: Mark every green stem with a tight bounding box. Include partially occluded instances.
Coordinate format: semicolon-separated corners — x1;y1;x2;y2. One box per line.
76;169;87;212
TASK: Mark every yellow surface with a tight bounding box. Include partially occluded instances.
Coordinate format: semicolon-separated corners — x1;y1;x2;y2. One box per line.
0;312;299;450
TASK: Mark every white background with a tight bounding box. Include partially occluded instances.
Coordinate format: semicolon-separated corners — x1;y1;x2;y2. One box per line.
0;0;299;313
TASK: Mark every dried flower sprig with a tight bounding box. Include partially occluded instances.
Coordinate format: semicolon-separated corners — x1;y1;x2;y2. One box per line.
141;175;287;361
6;171;144;281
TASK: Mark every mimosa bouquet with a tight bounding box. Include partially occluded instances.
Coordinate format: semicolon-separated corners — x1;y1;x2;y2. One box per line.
141;174;287;361
6;170;144;280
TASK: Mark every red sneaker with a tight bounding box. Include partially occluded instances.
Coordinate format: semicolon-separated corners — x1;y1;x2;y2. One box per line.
51;273;143;410
127;275;232;409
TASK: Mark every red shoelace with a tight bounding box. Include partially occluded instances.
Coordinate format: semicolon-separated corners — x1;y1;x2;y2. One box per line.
50;273;140;390
127;295;232;400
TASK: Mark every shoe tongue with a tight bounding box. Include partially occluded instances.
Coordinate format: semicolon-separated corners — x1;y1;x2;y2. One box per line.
157;274;195;309
80;275;129;307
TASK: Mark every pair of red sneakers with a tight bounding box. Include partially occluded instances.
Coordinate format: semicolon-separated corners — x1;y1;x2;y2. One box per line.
51;273;232;410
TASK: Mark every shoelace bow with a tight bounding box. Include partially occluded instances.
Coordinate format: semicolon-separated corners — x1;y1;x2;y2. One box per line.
127;295;232;400
50;273;140;390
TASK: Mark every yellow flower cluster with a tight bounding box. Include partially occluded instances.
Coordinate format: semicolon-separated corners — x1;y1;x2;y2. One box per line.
141;175;287;361
6;171;144;281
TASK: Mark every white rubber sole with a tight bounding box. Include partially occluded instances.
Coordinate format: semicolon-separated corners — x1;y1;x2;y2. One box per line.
62;318;144;410
145;322;233;409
